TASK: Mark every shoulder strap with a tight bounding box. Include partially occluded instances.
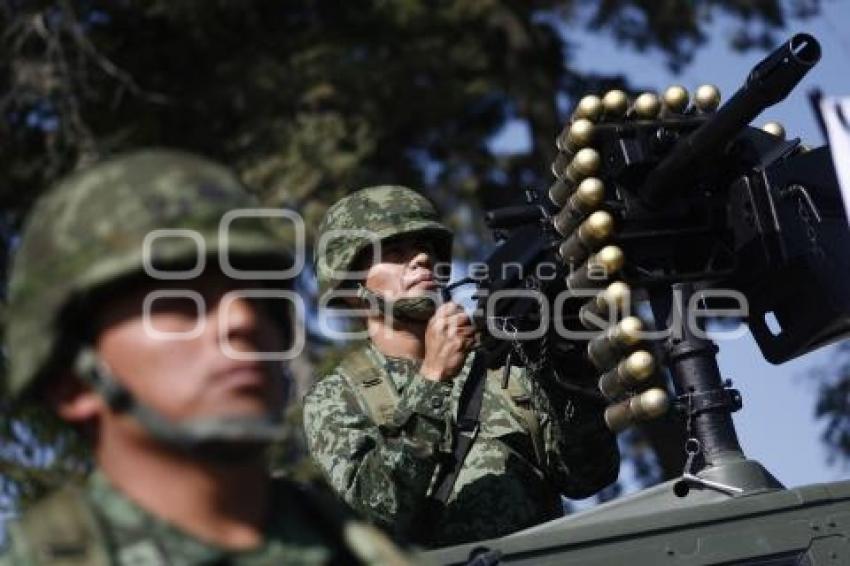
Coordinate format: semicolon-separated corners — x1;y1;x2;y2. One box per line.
429;357;546;507
505;373;546;467
9;486;111;566
429;352;488;505
339;347;400;428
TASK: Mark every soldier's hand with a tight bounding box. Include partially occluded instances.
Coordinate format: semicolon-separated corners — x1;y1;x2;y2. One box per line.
420;302;474;382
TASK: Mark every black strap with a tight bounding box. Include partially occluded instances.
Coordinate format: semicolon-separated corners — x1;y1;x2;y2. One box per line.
431;352;488;504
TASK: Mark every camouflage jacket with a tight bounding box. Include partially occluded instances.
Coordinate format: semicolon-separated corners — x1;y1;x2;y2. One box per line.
0;470;411;565
303;343;619;547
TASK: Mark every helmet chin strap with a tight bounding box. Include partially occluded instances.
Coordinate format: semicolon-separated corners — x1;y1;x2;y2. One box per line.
356;284;444;323
73;348;290;463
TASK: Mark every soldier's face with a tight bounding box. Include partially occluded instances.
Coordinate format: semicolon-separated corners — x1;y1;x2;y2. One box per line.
363;237;439;300
91;270;288;424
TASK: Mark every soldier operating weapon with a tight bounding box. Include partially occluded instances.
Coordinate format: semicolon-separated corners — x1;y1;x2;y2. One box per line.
304;186;624;548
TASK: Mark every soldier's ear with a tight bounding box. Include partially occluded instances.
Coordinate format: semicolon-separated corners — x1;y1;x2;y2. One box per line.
44;371;105;424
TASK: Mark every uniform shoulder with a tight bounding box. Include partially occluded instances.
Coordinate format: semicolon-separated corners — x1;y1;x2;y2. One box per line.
305;344;375;402
304;368;348;405
2;484;109;566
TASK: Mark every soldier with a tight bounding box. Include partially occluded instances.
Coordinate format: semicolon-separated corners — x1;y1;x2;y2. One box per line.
304;185;620;547
0;150;410;565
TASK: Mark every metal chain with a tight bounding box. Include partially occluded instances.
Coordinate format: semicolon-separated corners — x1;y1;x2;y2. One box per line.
681;392;701;475
504;293;565;424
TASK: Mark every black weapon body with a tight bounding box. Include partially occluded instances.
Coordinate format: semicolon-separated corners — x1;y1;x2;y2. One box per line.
423;33;850;566
475;33;850;368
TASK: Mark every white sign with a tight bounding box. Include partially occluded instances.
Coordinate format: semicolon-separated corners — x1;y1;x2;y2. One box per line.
819;96;850;227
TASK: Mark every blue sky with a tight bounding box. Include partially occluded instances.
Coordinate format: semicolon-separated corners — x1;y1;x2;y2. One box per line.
489;1;850;488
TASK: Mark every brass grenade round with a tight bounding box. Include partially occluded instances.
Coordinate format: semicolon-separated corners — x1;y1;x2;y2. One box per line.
617;316;643;347
634;92;661;119
663;85;690;113
624;350;655;381
694;84;721;112
574;95;604;122
574;178;605;210
603;90;629;118
568;118;595;149
571;148;602;178
584;211;614;242
602;281;630;311
638;387;670;418
596;245;625;274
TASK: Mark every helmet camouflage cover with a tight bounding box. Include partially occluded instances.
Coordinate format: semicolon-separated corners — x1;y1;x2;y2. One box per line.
314;185;453;302
5;148;293;400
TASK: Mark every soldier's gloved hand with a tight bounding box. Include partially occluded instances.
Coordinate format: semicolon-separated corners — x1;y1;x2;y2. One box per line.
420;302;474;382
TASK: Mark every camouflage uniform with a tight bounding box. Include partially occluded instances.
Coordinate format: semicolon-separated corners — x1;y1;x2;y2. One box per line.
0;471;404;566
304;186;619;547
0;151;412;566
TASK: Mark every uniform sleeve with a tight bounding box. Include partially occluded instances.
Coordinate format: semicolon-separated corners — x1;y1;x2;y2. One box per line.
526;369;620;498
303;370;454;540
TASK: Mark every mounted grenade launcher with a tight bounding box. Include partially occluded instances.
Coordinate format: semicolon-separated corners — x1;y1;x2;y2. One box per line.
459;33;850;487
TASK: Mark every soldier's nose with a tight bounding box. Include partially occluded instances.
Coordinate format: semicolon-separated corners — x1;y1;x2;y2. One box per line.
215;292;261;349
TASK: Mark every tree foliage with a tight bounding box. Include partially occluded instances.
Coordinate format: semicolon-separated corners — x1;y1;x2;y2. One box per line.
814;342;850;465
0;0;819;518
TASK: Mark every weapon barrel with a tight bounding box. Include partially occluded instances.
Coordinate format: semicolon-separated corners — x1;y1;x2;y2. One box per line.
485;205;544;229
642;33;821;205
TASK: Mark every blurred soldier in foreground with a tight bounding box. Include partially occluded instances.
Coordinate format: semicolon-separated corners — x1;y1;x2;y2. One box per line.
304;185;619;547
0;150;409;565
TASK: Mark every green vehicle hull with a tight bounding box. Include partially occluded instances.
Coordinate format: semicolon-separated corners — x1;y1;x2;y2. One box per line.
424;463;850;565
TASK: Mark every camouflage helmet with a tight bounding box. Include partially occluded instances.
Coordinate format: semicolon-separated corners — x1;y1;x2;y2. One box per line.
5;149;293;400
314;185;453;301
